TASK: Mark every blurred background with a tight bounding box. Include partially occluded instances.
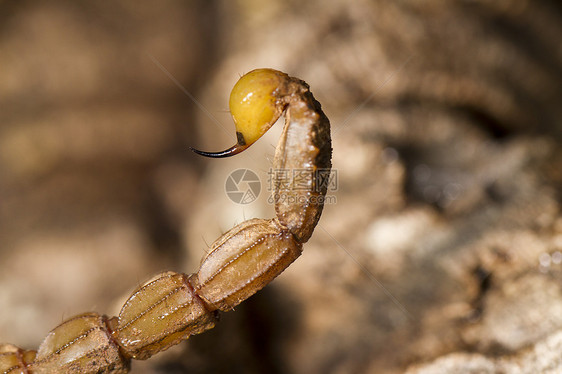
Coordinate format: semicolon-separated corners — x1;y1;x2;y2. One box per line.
1;1;562;373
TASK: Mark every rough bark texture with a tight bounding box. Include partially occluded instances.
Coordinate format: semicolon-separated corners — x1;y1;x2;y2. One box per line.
1;1;561;373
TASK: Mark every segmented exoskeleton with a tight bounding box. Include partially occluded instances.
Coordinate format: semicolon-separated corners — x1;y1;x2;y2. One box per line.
0;68;332;373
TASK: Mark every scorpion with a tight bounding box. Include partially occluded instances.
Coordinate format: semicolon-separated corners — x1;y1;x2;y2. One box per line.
0;68;332;373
